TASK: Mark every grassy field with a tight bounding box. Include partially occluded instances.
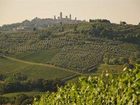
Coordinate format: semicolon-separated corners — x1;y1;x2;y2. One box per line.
2;91;44;98
11;49;60;63
0;57;73;80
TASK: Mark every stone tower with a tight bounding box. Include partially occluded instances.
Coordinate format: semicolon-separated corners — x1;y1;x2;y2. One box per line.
69;14;71;20
60;12;63;19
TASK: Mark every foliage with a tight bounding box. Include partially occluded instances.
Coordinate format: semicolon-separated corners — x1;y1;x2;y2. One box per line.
34;64;140;105
103;57;129;65
0;20;140;105
0;76;64;94
89;21;140;44
0;96;9;105
14;94;34;105
0;22;139;73
38;30;52;40
0;94;36;105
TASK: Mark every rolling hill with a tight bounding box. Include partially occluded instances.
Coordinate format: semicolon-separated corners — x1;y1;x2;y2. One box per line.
0;20;140;80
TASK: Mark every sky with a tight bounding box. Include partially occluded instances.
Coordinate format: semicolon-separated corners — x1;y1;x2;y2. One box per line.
0;0;140;26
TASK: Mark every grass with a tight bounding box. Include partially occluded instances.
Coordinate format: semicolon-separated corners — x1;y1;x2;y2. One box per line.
11;49;60;63
0;57;73;80
2;91;44;98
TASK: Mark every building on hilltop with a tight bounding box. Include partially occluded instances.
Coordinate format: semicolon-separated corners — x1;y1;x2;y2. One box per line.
75;17;77;21
69;14;72;20
11;12;83;31
66;16;68;19
60;12;63;19
54;16;56;20
52;12;82;24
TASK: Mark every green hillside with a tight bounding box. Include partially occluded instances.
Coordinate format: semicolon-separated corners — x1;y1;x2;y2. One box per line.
11;49;60;63
0;20;140;105
0;57;73;80
0;20;140;77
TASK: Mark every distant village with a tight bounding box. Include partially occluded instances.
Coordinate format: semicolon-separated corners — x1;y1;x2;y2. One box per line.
11;12;83;31
54;12;77;21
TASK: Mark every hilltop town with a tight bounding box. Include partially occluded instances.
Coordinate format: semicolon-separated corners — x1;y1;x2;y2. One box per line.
0;12;83;31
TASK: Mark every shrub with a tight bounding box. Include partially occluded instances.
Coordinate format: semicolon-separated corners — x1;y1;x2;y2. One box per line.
34;64;140;105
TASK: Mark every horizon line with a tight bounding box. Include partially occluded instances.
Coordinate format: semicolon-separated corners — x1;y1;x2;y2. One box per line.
0;16;139;27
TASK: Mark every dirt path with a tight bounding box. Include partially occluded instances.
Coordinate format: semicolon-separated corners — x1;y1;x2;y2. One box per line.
3;56;84;75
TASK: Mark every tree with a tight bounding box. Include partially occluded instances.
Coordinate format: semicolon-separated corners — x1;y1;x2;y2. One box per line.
38;30;52;40
103;57;109;64
120;21;127;25
136;58;140;64
30;79;44;91
21;97;33;105
74;25;78;32
109;58;118;65
59;26;64;32
134;51;140;58
0;74;6;81
15;94;28;105
33;27;37;31
89;19;111;23
118;57;129;64
0;96;9;105
3;81;22;93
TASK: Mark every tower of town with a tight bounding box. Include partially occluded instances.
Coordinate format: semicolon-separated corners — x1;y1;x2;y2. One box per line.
60;12;63;19
69;14;71;20
54;16;56;20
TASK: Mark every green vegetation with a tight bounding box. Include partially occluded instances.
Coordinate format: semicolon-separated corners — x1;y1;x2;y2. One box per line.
0;20;140;104
97;64;124;74
34;64;140;105
0;21;139;74
0;73;65;105
0;73;64;94
11;49;60;63
0;57;73;80
2;92;42;98
0;93;36;105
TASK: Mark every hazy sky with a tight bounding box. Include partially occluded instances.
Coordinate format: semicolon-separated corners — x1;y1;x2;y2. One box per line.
0;0;140;26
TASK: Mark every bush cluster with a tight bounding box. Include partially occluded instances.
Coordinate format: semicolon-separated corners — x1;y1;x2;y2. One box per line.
34;64;140;105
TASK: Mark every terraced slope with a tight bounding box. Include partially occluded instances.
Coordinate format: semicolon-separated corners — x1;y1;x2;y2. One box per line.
0;22;140;75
